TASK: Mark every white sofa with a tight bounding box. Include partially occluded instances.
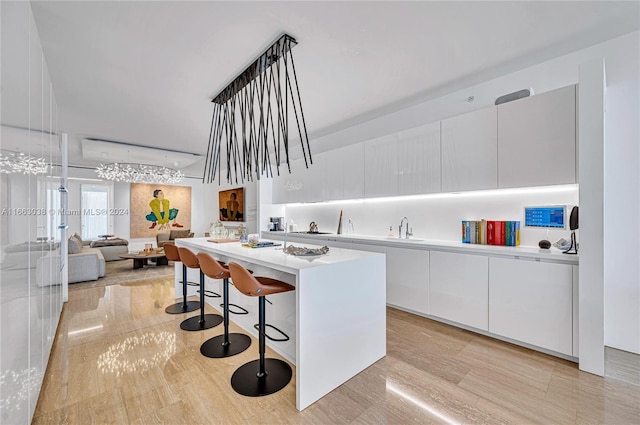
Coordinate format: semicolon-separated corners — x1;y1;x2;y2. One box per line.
70;247;105;282
87;237;129;261
91;244;128;261
36;247;105;286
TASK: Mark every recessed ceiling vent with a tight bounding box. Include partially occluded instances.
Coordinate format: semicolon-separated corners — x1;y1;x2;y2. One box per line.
495;88;534;105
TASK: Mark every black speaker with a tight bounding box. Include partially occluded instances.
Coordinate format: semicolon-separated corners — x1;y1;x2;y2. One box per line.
495;88;533;105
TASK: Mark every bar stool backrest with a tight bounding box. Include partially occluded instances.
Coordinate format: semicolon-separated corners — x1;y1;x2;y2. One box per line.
228;262;260;297
178;247;199;269
163;243;180;262
197;252;230;280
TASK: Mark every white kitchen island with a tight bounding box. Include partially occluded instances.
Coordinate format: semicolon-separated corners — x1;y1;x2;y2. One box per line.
175;237;386;411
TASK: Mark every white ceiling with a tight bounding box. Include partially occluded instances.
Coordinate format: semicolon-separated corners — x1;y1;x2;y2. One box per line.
28;1;640;174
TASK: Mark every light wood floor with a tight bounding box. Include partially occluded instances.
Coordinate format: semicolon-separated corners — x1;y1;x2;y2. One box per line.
33;276;640;424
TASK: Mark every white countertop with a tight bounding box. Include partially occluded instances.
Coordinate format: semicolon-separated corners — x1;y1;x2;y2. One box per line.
176;237;384;275
262;231;579;265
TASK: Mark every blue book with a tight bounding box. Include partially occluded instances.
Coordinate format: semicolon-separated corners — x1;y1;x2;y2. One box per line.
465;221;471;243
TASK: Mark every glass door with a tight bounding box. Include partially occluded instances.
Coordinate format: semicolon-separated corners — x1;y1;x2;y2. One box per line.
81;184;110;240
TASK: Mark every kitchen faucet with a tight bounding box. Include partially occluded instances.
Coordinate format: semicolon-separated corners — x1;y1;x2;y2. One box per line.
399;217;412;239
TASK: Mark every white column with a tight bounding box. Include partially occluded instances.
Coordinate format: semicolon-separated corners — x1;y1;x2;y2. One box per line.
578;59;605;375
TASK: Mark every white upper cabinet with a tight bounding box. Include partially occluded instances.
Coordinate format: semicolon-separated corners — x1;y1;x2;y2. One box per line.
271;153;325;204
397;122;441;195
325;142;365;200
342;143;365;200
293;152;326;203
305;152;326;203
364;133;399;198
272;84;577;204
271;169;287;204
441;107;498;192
497;85;576;188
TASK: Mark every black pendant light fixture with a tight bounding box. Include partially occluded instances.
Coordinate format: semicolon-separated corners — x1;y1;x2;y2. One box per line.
204;34;311;184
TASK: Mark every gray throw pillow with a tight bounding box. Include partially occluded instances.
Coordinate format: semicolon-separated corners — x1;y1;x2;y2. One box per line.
68;236;82;254
73;232;84;245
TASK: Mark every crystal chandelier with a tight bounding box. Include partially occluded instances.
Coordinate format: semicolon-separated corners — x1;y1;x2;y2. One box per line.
96;163;184;184
0;150;48;174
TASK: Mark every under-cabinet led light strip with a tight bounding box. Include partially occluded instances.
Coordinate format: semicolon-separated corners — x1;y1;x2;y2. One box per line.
285;184;578;207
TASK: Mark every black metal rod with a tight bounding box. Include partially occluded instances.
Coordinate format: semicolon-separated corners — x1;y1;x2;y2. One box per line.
287;39;312;166
284;53;309;168
182;264;188;308
203;106;216;183
199;271;205;323
223;278;230;344
258;296;266;377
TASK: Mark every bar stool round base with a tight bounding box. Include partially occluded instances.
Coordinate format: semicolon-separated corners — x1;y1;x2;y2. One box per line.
179;314;223;331
231;358;292;397
201;333;251;358
165;301;200;314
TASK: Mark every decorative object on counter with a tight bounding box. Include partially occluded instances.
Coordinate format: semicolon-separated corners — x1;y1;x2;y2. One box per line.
238;224;248;243
284;245;329;256
309;221;319;233
463;220;520;246
538;239;552;249
0;150;48;175
208;220;227;238
346;218;355;235
562;206;579;255
203;34;311;184
336;210;343;235
243;241;280;248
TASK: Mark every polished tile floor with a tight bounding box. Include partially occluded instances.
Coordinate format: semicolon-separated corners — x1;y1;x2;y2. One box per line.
34;276;640;424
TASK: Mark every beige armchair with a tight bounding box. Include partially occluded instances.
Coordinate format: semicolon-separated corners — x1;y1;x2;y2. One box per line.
156;229;194;247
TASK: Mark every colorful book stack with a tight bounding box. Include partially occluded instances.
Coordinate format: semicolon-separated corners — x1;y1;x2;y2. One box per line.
461;220;520;246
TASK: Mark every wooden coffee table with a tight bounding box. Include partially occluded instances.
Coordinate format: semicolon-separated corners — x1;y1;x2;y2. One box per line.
120;252;168;269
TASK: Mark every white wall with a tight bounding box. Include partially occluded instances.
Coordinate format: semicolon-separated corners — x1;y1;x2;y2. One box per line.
600;34;640;354
275;31;640;354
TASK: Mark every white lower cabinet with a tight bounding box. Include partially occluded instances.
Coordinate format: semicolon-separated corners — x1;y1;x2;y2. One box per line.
429;251;489;330
489;257;573;356
352;243;429;315
572;265;579;357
